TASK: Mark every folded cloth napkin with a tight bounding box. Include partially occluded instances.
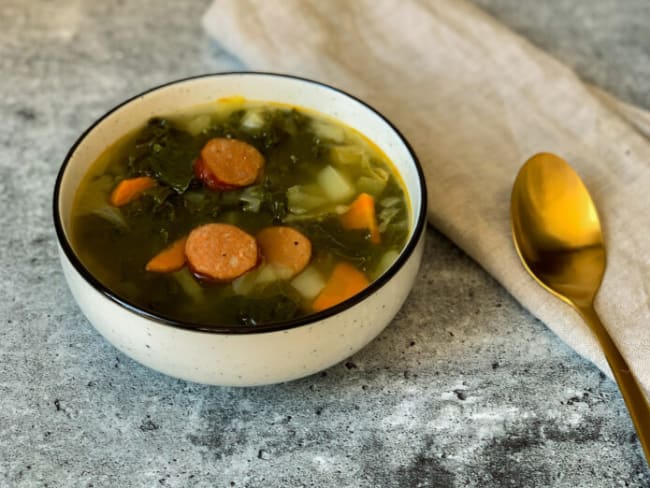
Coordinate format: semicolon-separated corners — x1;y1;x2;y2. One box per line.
203;0;650;393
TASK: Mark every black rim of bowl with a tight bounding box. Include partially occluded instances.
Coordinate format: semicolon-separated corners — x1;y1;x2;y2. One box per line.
53;72;428;334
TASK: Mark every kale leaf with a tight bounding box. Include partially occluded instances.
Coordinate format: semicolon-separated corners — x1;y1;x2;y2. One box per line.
128;118;200;193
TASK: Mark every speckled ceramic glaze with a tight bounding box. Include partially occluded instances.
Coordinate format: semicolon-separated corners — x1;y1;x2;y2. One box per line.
54;73;427;386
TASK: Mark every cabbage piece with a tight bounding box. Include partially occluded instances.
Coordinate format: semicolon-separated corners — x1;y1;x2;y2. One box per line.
378;206;400;233
240;185;264;213
312;121;345;143
367;166;389;182
89;205;128;230
330;145;369;167
380;196;401;208
76;174;128;229
372;249;401;279
287;185;327;215
172;268;204;302
356;175;387;197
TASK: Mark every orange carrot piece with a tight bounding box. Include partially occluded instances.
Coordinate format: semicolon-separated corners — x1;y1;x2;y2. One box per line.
340;192;381;244
312;261;370;312
110;176;157;207
145;237;188;273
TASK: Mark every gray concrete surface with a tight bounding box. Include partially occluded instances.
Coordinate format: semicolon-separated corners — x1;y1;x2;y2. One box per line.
1;1;648;486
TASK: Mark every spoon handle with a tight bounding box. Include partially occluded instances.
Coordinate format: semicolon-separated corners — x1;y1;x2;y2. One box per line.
578;304;650;461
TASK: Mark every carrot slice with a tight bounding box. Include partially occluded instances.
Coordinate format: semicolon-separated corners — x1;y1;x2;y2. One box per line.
195;138;265;190
340;192;381;244
256;226;312;278
312;261;370;312
109;176;157;207
185;223;259;282
145;237;188;273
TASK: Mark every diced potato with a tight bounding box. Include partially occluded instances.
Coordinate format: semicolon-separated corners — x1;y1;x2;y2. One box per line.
255;265;278;285
317;165;355;202
241;109;265;130
186;115;212;136
290;266;326;300
232;268;259;295
232;264;291;296
268;264;294;281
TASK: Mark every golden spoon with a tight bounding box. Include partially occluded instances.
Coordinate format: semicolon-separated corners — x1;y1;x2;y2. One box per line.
511;152;650;462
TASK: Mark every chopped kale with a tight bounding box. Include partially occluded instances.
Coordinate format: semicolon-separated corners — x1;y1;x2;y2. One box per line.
128;118;200;193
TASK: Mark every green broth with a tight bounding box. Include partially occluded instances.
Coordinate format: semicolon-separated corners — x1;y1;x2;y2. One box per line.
72;100;410;327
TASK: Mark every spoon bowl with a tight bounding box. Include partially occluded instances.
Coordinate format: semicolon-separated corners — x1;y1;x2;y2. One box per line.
511;153;606;306
511;152;650;463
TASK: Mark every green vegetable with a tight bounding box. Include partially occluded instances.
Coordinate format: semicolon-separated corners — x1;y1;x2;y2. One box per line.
231;292;302;326
239;180;287;222
240;186;264;213
128;118;200;193
89;205;128;230
171;268;204;302
296;218;380;269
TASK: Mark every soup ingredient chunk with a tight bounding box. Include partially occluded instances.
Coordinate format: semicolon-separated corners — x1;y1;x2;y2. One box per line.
146;237;188;273
317;165;354;202
109;176;157;206
340;193;381;244
290;266;326;300
312;261;370;312
256;226;312;278
195;137;264;190
185;223;259;282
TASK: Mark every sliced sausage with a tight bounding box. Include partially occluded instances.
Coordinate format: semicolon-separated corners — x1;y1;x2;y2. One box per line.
256;226;312;278
194;137;264;190
185;223;259;282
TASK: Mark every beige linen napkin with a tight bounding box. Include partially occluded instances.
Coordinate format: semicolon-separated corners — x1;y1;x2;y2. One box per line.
203;0;650;392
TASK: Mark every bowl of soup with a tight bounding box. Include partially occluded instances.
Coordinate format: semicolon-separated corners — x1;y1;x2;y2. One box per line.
53;73;427;386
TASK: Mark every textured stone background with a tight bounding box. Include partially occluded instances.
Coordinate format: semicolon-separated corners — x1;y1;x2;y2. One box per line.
0;1;648;487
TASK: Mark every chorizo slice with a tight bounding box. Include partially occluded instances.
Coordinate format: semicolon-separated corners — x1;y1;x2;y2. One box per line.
185;223;259;282
256;226;312;279
194;138;264;190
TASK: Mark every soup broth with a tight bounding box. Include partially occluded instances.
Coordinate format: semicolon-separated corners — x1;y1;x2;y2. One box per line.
71;100;410;327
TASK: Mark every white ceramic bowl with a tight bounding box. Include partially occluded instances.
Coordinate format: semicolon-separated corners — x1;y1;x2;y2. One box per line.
53;73;427;386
